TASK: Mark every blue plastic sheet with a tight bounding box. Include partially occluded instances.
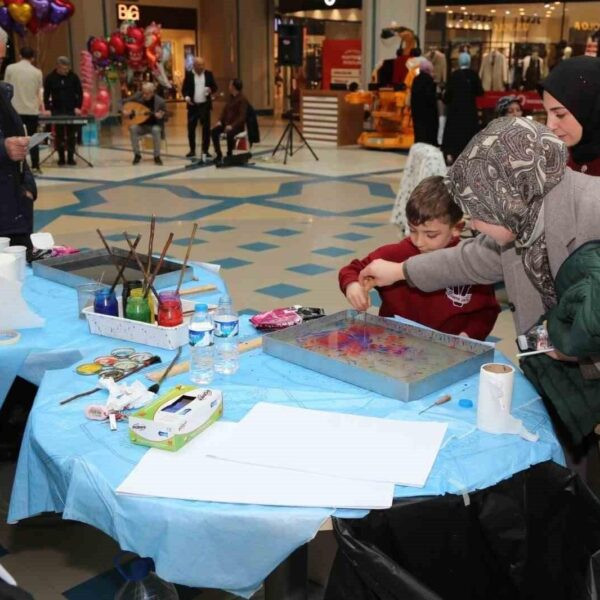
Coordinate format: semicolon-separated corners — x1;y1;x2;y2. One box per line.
7;278;564;597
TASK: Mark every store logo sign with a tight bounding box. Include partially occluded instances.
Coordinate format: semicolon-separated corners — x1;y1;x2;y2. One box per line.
574;21;600;31
117;3;140;21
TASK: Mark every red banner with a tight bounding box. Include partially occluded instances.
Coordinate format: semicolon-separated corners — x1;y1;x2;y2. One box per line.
321;39;362;90
476;91;544;112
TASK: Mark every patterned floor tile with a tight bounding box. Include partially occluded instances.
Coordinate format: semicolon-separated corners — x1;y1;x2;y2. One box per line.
173;238;207;247
255;283;309;299
287;263;334;276
351;222;385;228
265;228;302;237
214;257;253;269
334;232;372;242
312;247;353;258
238;242;279;252
239;308;260;316
200;225;235;233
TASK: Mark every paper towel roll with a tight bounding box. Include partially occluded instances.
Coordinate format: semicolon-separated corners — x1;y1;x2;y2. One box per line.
476;363;538;442
2;246;26;281
0;253;18;281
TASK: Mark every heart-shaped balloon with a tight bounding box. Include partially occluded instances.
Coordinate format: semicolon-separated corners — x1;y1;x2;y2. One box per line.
81;91;92;113
49;1;68;24
4;0;25;5
90;37;109;61
109;32;125;56
26;13;40;33
52;0;74;17
31;0;49;20
92;101;109;120
8;2;32;25
96;88;111;105
0;6;12;30
126;26;144;45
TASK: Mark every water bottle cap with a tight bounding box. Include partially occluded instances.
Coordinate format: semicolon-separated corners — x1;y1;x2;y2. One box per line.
129;557;153;581
195;303;208;312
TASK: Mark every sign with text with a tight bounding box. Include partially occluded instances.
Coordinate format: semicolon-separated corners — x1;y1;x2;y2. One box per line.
117;3;140;22
322;39;361;90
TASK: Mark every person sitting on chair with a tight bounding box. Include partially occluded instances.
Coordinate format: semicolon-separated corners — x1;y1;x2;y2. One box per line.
127;82;166;166
211;79;248;165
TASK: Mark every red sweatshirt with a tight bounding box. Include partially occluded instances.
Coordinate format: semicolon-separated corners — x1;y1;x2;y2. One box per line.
338;237;500;341
567;152;600;177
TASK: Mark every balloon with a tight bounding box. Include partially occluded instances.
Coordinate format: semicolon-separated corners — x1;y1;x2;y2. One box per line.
145;47;157;70
90;37;109;61
8;2;32;25
52;0;74;17
26;14;40;33
31;0;49;20
81;91;92;112
109;32;125;56
92;101;109;120
145;33;159;50
39;21;57;32
0;6;13;30
49;1;69;24
126;26;144;45
96;88;110;105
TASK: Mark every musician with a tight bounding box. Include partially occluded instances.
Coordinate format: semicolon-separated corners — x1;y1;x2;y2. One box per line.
182;56;217;161
211;78;248;164
0;27;37;249
127;82;166;165
4;47;43;174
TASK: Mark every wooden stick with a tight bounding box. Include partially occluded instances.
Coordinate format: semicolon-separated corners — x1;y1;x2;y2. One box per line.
123;232;161;303
145;337;263;382
144;232;174;299
147;214;156;280
178;284;217;296
109;234;141;293
176;222;198;294
97;229;136;288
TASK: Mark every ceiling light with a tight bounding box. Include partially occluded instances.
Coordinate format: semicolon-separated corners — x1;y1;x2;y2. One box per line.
490;9;496;13
505;10;510;14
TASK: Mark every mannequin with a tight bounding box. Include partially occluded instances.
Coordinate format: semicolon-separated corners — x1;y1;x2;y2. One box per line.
426;46;447;85
522;49;547;90
479;48;507;91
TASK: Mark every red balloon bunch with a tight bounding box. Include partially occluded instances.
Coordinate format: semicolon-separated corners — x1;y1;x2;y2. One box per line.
0;0;74;35
79;50;111;120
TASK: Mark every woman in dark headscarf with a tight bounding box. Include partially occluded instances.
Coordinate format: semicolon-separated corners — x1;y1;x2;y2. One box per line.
410;59;438;146
540;55;600;176
441;52;484;165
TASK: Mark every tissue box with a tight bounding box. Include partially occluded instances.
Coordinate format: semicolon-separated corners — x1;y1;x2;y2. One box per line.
129;385;223;451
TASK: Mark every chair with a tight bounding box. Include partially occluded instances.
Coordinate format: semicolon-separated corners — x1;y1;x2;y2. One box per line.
390;143;446;235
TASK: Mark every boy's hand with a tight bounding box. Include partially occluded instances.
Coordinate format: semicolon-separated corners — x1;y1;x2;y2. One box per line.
345;281;371;312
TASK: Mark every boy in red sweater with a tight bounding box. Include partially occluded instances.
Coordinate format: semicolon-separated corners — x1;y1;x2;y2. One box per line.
338;176;500;340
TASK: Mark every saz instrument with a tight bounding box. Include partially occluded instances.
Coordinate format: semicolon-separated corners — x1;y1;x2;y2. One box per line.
121;101;170;126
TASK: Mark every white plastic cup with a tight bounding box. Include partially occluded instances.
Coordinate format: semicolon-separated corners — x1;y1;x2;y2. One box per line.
2;246;27;281
477;363;515;434
0;238;10;250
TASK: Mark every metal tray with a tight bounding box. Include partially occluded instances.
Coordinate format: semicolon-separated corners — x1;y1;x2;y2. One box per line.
32;247;193;290
262;310;494;402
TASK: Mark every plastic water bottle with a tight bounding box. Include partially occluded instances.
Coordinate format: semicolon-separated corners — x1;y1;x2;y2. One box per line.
115;556;178;600
189;303;214;385
213;295;239;375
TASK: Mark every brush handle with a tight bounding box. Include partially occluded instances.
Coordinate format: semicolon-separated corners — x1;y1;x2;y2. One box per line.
178;285;217;296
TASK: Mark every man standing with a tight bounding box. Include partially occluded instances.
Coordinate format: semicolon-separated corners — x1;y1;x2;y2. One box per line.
4;47;43;174
0;28;37;248
127;82;166;165
43;56;82;166
182;56;217;161
211;79;248;164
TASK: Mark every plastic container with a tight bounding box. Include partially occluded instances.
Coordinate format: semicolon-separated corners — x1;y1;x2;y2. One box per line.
157;291;183;327
94;288;119;316
213;295;239;375
114;555;178;600
126;296;151;323
189;303;214;384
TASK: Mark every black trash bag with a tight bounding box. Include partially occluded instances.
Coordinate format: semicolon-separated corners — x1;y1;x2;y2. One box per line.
325;461;600;600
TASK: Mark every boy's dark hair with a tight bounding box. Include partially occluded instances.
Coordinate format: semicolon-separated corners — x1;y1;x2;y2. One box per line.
405;175;463;226
20;47;35;60
231;78;243;92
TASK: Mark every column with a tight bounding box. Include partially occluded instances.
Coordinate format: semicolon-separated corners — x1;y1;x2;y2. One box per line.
361;0;426;86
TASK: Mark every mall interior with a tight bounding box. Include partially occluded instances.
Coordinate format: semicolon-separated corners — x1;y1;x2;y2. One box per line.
1;0;600;598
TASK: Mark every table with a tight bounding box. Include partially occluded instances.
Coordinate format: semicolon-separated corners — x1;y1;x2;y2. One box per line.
6;273;564;598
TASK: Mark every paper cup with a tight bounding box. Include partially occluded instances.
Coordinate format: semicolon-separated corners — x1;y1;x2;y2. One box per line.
2;246;27;281
0;253;18;281
0;238;10;250
477;363;515;434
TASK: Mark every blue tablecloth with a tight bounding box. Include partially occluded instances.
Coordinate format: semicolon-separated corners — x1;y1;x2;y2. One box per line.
7;274;564;597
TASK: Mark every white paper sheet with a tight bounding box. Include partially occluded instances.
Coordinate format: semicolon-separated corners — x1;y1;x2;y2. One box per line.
117;422;394;509
208;403;448;488
0;277;45;330
27;132;51;150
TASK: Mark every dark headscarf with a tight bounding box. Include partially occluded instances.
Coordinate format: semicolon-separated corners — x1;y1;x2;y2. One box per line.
539;56;600;164
445;117;567;309
495;95;521;117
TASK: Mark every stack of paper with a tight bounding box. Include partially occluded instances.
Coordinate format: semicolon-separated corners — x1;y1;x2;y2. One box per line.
117;403;448;509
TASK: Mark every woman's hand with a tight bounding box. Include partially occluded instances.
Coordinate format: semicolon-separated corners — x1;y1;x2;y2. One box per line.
345;282;371;312
359;259;405;288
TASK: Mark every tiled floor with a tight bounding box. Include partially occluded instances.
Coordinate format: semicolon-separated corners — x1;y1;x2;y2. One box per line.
0;106;517;598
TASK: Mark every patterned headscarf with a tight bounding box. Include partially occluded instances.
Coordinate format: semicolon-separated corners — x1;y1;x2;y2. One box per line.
445;117;568;309
495;95;521;117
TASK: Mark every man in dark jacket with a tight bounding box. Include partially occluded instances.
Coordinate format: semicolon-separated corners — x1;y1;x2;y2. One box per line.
211;79;248;164
182;56;217;161
0;27;37;248
43;56;83;165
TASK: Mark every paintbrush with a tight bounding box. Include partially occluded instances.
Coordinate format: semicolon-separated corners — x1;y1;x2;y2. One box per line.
60;355;162;405
97;229;131;283
176;222;198;294
144;232;174;299
123;232;161;303
147;346;181;394
147;214;156;281
419;394;452;415
109;234;142;293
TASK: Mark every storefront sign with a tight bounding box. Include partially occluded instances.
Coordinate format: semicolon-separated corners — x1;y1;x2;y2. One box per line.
117;3;140;22
574;21;600;31
322;39;361;89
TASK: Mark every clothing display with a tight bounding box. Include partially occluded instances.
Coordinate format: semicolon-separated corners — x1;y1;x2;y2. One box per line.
479;49;507;91
390;143;447;233
522;54;546;91
426;49;447;85
441;67;484;162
